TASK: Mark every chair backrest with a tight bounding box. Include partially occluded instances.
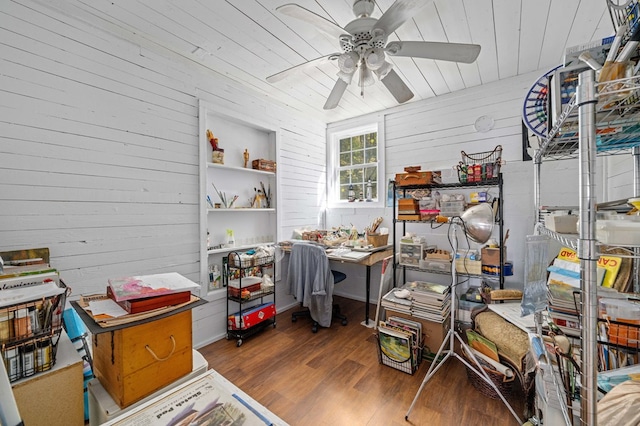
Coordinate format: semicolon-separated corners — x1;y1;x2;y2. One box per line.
287;243;335;323
288;243;332;293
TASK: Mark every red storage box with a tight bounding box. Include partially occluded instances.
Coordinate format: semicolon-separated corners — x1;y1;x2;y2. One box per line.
228;302;276;330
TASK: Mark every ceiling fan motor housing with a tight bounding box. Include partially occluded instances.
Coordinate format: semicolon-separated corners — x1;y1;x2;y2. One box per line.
352;0;375;18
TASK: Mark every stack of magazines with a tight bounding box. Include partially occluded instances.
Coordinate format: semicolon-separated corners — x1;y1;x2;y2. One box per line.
378;316;423;374
381;281;451;323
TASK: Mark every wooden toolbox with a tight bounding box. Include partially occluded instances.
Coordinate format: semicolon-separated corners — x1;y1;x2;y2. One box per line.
92;310;193;408
395;168;442;187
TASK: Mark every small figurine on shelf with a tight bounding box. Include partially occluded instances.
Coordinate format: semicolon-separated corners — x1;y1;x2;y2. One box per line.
243;149;249;168
207;129;224;164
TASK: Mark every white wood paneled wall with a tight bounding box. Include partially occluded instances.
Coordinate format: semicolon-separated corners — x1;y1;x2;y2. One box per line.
0;0;326;347
326;70;587;303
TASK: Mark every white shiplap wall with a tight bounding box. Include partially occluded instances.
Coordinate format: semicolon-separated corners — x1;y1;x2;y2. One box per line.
0;0;326;347
325;70;590;303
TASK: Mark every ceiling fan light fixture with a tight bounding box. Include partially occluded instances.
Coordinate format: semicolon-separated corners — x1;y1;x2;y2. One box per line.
338;51;360;73
374;61;393;79
359;65;376;87
365;48;385;70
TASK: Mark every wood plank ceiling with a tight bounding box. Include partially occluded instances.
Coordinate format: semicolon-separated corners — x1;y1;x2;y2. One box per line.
38;0;615;123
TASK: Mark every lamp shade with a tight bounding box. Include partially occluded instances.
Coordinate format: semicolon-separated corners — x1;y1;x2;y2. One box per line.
460;203;494;244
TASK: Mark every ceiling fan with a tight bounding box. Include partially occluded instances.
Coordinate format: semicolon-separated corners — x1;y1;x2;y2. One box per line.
267;0;481;110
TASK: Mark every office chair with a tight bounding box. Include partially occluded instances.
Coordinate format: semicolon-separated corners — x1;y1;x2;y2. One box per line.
287;242;348;333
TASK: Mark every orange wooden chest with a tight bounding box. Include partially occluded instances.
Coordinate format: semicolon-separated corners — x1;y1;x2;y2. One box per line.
92;309;193;408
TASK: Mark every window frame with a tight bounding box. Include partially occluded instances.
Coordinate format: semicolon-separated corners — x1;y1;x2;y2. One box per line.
327;116;385;208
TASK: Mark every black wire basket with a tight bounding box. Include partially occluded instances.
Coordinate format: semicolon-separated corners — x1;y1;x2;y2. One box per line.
457;145;503;183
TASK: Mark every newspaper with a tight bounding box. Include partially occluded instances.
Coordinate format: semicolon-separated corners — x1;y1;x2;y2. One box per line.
106;370;283;426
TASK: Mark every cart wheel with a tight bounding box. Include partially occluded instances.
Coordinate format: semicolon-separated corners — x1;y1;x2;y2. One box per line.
236;339;243;347
226;333;230;340
292;316;297;322
341;319;348;326
312;324;318;333
273;322;277;328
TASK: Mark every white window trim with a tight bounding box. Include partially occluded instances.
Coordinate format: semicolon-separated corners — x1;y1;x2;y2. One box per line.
326;115;385;209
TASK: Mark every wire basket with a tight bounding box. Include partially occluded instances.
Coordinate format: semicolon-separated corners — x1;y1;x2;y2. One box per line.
228;251;275;268
463;352;515;399
457;145;503;183
0;280;69;382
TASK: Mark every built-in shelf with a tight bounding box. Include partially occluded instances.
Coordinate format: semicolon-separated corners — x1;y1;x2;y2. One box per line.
206;162;275;176
207;208;275;213
207;242;276;255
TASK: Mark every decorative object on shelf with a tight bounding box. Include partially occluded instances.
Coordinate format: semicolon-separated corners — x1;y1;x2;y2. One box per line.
251;159;276;172
211;183;238;209
348;184;355;202
226;229;235;248
243;149;249;168
366;179;373;202
207;129;224;164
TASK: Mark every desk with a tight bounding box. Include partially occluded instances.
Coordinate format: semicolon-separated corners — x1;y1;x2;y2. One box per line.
282;242;392;327
326;247;393;327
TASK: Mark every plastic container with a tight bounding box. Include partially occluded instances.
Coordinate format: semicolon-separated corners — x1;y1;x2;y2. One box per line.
596;219;640;245
440;200;465;217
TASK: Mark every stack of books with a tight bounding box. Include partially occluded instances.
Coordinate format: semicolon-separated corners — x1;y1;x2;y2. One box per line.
106;272;199;314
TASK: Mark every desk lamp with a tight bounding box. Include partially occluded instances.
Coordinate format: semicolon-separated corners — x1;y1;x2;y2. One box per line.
405;203;521;424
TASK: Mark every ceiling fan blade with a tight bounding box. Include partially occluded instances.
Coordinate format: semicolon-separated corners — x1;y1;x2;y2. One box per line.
277;4;346;39
324;78;349;110
373;0;431;35
381;69;414;104
386;41;481;63
266;53;340;83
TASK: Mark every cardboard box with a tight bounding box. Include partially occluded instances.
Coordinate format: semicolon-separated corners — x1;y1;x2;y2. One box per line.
12;332;84;426
93;310;193;408
544;215;578;234
455;258;482;275
228;302;276;330
481;247;507;266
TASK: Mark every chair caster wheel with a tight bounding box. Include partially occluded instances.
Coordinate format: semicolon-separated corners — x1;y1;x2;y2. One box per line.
292;316;297;322
236;339;243;347
341;319;348;326
312;325;318;333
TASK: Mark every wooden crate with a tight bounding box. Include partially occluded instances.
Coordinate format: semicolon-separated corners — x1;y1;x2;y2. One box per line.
92;310;193;408
252;159;276;172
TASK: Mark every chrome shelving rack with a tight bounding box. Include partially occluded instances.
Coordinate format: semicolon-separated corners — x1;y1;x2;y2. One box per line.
534;69;640;425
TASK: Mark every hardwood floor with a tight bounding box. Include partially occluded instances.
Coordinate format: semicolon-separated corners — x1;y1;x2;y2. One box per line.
198;297;526;426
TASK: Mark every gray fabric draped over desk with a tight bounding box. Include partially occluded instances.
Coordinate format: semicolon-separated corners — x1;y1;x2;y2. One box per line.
286;243;335;328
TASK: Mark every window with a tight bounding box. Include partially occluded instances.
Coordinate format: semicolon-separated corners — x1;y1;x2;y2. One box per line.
327;119;384;207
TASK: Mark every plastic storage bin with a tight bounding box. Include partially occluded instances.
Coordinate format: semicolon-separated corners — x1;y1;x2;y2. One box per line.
440;200;465;217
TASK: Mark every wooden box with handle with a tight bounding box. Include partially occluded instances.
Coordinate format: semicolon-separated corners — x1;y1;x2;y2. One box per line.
92;309;193;408
395;166;441;187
